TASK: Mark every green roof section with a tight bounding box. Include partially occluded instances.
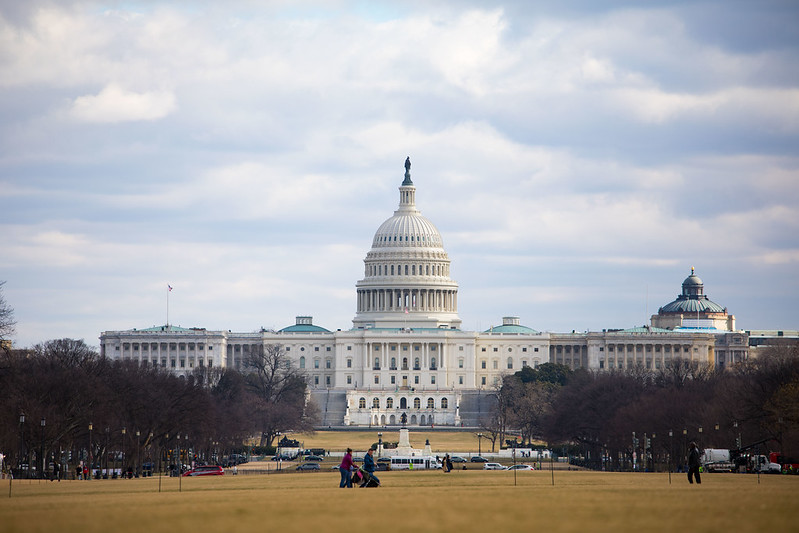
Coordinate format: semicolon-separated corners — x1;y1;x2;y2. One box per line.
484;324;540;334
279;324;331;333
137;325;197;332
279;316;331;333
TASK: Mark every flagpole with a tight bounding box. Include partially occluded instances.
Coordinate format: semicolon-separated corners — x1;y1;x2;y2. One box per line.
166;285;171;327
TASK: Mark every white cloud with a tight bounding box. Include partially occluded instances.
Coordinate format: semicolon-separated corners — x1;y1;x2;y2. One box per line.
69;83;176;123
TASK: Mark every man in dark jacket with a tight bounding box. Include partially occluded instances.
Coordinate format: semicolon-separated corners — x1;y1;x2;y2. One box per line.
362;447;380;486
687;442;701;484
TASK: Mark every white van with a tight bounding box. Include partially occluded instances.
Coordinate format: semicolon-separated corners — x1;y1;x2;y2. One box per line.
389;456;442;470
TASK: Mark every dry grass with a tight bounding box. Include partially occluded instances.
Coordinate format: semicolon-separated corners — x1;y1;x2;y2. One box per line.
1;470;796;533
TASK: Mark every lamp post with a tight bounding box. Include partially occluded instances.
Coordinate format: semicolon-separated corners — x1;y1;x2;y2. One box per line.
88;422;93;480
40;418;46;480
18;412;25;479
698;426;703;450
104;427;110;479
377;432;383;458
136;430;141;477
121;427;126;479
477;433;483;457
668;430;673;484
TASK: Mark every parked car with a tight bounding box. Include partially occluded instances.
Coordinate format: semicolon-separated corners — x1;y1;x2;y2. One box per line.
182;465;224;477
450;456;467;463
377;457;392;463
304;455;324;462
272;454;296;461
484;463;506;470
506;464;533;471
470;456;488;463
296;463;320;471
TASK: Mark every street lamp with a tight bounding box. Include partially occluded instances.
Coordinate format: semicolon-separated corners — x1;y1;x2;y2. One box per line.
377;432;383;458
477;433;483;456
40;417;46;480
18;412;25;478
88;422;93;480
121;427;126;478
104;427;110;479
136;430;141;477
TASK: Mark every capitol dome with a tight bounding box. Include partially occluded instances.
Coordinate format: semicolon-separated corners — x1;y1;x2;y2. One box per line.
353;158;461;330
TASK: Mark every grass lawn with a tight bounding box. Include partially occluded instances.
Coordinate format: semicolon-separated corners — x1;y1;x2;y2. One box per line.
1;469;796;533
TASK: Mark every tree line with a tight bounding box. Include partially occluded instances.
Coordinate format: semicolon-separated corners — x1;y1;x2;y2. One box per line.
485;345;799;471
0;339;316;478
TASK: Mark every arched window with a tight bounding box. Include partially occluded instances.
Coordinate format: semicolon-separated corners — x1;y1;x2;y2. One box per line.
402;357;408;370
507;357;513;369
372;397;380;409
430;357;437;370
427;398;435;409
412;265;416;275
386;397;394;408
405;265;409;275
400;397;407;409
441;398;448;409
390;357;396;369
299;356;305;369
359;397;366;409
374;357;380;370
414;357;420;370
413;397;421;409
391;265;395;275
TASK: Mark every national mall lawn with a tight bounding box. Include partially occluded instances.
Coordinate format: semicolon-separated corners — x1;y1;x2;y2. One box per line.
2;466;796;533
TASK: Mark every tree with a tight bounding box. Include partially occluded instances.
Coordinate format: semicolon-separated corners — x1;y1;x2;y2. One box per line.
244;344;317;448
0;281;15;353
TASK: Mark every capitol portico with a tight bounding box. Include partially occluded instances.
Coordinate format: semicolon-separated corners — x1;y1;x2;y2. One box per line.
100;159;749;427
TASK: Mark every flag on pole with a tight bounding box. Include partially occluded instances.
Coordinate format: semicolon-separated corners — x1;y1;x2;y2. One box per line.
168;285;173;292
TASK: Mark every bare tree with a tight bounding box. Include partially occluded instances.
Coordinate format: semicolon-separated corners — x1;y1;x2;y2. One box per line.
0;281;16;353
244;344;317;448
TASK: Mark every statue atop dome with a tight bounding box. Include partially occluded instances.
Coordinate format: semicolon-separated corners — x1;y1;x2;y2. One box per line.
402;156;413;186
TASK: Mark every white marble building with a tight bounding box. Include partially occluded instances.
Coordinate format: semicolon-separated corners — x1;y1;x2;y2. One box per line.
100;159;747;426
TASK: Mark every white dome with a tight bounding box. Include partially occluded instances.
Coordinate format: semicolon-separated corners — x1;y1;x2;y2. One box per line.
371;213;444;250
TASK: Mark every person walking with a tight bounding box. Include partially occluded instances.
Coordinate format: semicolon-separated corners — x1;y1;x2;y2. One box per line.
339;448;356;488
362;447;380;486
687;441;702;484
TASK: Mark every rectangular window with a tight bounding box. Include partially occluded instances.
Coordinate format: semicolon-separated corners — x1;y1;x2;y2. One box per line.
459;359;464;368
326;376;331;386
286;347;290;351
314;376;319;385
315;347;320;351
326;360;331;369
414;376;420;384
481;361;486;369
374;375;380;384
347;375;352;384
347;359;352;368
522;347;527;352
431;375;436;384
390;375;396;384
458;376;464;385
347;346;352;351
326;347;331;351
481;376;486;385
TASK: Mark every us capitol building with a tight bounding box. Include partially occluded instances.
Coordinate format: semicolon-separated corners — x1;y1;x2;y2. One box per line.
100;159;749;427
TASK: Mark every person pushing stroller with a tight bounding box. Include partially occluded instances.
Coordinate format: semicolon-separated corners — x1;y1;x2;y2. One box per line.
360;446;380;487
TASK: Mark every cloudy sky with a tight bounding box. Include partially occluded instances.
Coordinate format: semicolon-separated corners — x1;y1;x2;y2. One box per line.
1;0;797;348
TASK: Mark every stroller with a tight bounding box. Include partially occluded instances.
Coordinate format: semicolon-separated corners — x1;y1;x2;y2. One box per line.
356;466;380;487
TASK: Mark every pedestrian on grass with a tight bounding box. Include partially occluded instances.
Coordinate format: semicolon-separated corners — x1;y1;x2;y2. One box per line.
339;448;356;488
687;441;701;484
362;447;380;486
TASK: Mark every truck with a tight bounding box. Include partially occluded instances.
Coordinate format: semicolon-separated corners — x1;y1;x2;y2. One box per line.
701;449;735;473
768;452;799;474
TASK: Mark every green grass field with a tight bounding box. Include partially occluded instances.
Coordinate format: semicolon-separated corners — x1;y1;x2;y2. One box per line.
1;469;796;533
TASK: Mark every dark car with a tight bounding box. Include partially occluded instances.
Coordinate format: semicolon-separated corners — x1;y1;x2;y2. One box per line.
470;456;489;463
304;455;324;462
296;463;320;471
450;456;467;463
377;457;391;463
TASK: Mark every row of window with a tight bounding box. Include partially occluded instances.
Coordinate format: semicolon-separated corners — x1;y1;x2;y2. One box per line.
366;262;449;277
357;397;450;409
117;343;213;351
480;346;539;353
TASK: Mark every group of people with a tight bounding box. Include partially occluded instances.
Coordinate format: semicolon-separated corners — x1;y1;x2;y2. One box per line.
338;447;379;488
